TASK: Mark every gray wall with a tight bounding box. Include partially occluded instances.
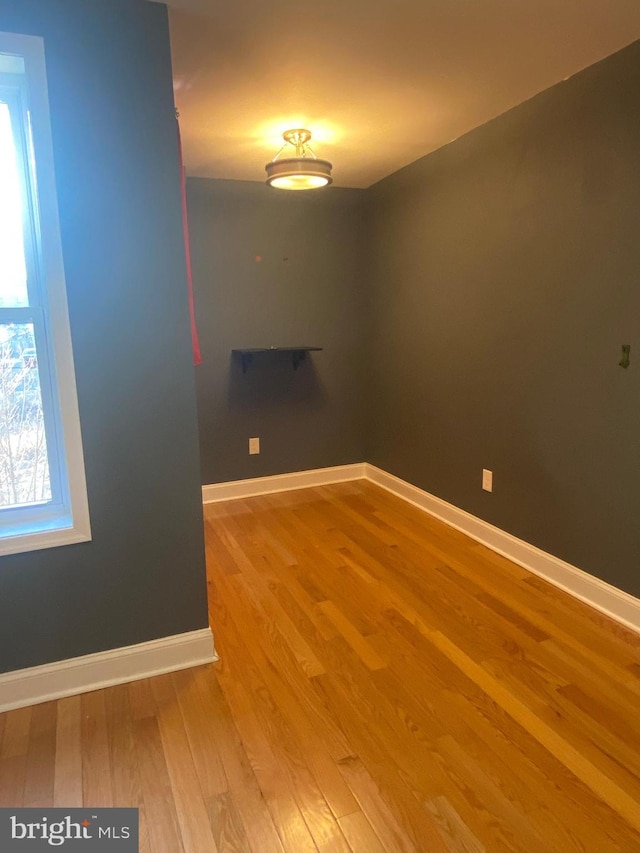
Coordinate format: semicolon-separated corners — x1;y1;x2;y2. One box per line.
188;179;367;484
367;41;640;597
0;0;208;673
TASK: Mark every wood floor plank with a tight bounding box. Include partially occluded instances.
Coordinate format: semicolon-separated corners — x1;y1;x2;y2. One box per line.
133;714;185;853
538;638;640;719
0;706;32;759
206;791;253;853
150;673;220;853
1;482;639;851
390;600;637;844
211;573;359;820
23;700;57;807
212;597;328;852
424;796;486;853
431;625;640;835
433;552;640;711
306;552;382;638
214;662;318;852
308;659;456;849
128;678;156;721
172;666;228;799
211;562;355;764
81;691;113;808
438;660;635;851
523;574;640;651
105;684;144;807
373;635;590;851
318;600;387;670
482;656;640;791
432;734;554;853
234;566;326;678
384;580;635;820
337;754;440;853
469;545;638;672
217;619;351;851
53;695;82;807
190;668;286;853
0;754;26;807
104;684;151;852
338;809;388;853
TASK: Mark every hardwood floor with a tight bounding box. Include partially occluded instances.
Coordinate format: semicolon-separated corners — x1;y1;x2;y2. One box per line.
1;480;640;851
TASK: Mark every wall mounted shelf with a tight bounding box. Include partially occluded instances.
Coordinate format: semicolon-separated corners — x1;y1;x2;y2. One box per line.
232;347;323;373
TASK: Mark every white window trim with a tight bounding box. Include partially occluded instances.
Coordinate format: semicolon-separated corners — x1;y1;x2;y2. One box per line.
0;31;90;556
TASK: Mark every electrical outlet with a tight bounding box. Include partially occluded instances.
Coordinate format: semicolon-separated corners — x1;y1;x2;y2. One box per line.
249;437;260;455
482;468;493;492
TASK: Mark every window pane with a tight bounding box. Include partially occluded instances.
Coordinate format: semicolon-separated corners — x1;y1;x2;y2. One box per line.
0;55;25;75
0;323;51;507
0;101;28;307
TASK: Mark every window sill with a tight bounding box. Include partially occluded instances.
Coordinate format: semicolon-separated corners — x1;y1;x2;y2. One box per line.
0;523;92;556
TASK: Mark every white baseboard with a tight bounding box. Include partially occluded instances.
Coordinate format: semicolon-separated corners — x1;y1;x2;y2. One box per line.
365;464;640;635
202;463;367;503
0;627;217;713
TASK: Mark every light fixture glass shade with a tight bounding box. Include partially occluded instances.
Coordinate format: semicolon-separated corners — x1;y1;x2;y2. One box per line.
265;129;332;190
265;157;333;190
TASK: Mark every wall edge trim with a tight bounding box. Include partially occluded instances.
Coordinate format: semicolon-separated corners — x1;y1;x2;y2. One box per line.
202;463;367;503
0;627;217;713
364;464;640;635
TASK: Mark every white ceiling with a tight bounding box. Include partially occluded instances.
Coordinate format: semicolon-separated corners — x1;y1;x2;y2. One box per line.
163;0;640;188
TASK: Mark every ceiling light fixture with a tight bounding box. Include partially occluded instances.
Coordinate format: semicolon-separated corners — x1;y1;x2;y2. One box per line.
265;128;332;190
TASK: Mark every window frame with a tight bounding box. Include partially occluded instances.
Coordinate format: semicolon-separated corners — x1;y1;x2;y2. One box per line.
0;30;90;556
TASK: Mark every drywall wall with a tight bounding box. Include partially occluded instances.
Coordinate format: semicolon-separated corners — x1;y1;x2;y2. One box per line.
188;178;367;484
0;0;208;673
367;40;640;596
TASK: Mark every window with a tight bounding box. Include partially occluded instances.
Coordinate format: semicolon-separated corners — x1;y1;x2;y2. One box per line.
0;31;90;555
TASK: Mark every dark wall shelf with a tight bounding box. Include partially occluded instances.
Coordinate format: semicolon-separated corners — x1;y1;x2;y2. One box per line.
232;347;323;373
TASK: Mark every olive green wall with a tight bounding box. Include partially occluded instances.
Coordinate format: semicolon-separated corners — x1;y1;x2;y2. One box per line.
0;0;208;673
188;178;367;484
366;41;640;597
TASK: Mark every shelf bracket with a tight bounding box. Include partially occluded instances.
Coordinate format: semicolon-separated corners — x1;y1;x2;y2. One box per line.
232;346;322;373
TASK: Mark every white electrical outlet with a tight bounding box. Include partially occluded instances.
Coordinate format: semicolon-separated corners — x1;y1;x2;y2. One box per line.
249;437;260;455
482;468;493;492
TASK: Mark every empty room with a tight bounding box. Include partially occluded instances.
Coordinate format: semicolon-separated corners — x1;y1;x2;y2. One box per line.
0;0;639;850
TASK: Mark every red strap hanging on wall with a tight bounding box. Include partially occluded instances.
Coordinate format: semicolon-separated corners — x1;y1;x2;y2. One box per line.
176;117;202;366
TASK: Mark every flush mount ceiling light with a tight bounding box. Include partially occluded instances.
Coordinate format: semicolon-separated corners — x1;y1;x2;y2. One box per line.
265;128;332;190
